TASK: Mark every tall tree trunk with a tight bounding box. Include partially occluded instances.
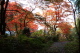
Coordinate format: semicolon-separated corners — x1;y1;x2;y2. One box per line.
1;0;5;35
68;0;79;37
0;0;9;36
54;3;60;35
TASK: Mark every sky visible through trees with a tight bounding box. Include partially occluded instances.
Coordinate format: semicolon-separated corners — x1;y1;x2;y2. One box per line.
0;0;79;35
9;0;74;28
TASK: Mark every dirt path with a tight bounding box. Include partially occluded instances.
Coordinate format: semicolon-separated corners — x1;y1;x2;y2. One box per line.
47;41;70;53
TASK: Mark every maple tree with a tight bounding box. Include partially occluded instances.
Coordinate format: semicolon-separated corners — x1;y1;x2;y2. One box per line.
58;22;72;34
34;0;73;35
6;2;38;34
4;0;73;36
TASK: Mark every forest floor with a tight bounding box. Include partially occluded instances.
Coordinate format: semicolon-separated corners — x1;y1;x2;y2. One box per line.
46;41;70;53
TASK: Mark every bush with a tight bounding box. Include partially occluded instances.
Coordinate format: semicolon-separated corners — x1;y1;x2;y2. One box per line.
67;35;78;41
31;29;60;42
0;34;54;53
28;38;45;53
52;35;59;42
69;28;79;41
31;30;44;37
64;41;79;53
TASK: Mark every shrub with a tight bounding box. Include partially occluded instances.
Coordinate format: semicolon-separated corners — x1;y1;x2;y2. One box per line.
69;28;79;41
0;35;51;53
52;35;59;42
67;34;78;41
64;41;79;53
31;30;44;37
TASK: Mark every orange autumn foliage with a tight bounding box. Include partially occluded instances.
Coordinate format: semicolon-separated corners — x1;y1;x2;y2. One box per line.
6;2;37;31
35;0;73;33
58;22;72;34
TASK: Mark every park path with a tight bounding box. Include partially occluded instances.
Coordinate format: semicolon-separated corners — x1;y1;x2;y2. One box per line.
47;41;70;53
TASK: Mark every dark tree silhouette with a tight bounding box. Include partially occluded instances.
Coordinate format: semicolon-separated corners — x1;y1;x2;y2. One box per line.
0;0;9;36
22;27;31;37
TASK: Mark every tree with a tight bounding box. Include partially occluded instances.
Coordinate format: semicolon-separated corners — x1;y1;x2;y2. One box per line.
75;0;80;36
58;22;71;34
5;0;73;36
6;2;38;35
68;0;80;40
0;0;9;36
76;17;80;35
35;0;73;35
75;0;80;13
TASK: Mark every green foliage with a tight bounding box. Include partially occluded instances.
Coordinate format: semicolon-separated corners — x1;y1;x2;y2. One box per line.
64;41;79;53
17;34;29;41
76;18;80;34
52;35;59;42
75;0;80;12
28;38;45;53
31;30;44;37
0;34;54;53
31;30;59;42
68;34;77;41
40;40;53;53
67;28;78;41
